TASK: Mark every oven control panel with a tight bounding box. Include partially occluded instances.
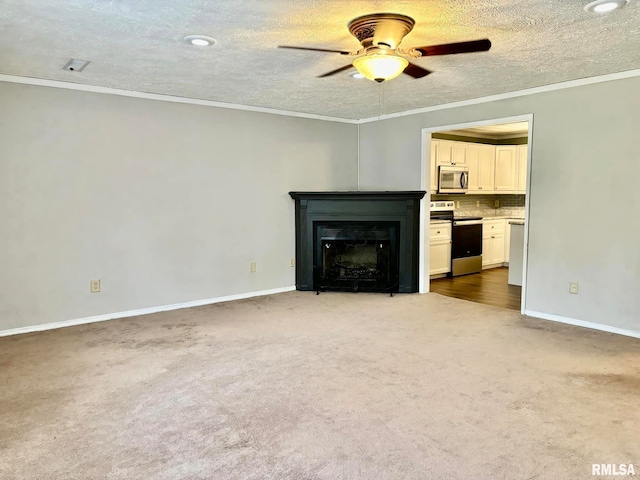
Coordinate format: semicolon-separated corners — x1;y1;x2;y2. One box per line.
430;201;455;211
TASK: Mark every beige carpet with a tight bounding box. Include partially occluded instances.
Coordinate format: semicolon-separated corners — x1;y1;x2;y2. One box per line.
1;291;639;479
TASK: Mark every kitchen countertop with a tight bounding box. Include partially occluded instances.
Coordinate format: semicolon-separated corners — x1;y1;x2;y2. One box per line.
509;220;525;225
453;215;525;220
431;217;524;223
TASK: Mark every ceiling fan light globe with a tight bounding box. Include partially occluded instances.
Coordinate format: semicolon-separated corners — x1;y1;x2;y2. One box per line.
353;55;409;82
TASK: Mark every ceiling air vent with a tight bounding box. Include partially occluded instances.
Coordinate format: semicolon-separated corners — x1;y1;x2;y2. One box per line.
63;59;90;72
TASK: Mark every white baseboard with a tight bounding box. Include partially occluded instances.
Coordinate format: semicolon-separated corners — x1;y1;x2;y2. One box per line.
524;310;640;339
482;263;503;270
0;286;296;338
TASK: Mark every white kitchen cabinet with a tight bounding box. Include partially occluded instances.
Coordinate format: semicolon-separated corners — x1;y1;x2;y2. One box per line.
434;139;451;165
451;142;466;165
467;143;495;194
430;139;438;193
494;146;517;192
430;223;452;275
434;139;466;166
515;145;528;193
482;219;505;267
430;140;524;195
490;235;505;264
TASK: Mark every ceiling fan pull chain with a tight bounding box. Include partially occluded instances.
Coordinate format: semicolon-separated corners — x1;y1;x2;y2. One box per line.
378;81;385;118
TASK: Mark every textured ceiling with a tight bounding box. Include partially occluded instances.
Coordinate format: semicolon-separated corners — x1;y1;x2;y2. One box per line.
1;0;639;120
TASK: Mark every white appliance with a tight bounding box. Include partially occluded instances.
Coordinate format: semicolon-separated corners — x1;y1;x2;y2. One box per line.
438;166;469;194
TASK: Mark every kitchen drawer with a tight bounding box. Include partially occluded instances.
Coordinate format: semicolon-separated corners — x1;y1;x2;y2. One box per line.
430;223;451;243
483;219;505;236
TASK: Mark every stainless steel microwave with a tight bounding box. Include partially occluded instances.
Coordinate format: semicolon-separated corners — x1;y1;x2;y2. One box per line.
438;165;469;194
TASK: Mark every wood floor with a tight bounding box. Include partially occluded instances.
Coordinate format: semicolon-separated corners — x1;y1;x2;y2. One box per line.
430;267;522;310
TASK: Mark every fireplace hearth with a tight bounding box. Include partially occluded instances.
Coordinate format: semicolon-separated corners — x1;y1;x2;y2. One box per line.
289;191;426;294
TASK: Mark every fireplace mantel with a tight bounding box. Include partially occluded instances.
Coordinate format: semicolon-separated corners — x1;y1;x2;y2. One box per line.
289;191;426;293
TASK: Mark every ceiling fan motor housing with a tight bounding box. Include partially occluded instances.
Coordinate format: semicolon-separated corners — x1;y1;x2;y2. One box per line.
347;13;415;51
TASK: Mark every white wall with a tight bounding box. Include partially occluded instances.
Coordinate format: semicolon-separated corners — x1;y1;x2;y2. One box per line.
358;75;640;333
0;82;358;330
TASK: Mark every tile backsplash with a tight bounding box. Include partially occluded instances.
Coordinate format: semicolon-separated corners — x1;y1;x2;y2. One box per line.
431;193;525;218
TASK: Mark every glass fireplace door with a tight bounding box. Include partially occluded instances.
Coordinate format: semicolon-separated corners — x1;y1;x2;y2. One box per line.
313;222;400;293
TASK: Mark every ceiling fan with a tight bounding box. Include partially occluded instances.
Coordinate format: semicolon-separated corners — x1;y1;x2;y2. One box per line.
279;13;491;83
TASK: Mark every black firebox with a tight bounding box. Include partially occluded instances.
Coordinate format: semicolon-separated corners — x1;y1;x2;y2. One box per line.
289;191;426;293
315;222;399;293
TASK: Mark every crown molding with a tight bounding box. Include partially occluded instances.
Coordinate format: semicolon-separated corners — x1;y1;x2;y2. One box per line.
2;69;639;125
358;68;640;124
0;74;358;124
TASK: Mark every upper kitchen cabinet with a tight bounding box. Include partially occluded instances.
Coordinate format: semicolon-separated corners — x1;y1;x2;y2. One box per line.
494;146;517;192
467;144;495;194
430;139;438;193
430;138;527;195
515;145;528;193
435;140;466;166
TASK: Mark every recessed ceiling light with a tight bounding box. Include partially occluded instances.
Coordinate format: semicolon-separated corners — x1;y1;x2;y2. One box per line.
584;0;628;13
183;35;216;46
350;72;365;79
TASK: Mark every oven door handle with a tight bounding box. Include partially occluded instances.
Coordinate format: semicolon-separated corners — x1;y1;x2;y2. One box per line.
453;220;483;226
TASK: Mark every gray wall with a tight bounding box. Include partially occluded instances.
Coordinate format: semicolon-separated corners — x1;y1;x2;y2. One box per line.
359;76;640;333
0;82;358;330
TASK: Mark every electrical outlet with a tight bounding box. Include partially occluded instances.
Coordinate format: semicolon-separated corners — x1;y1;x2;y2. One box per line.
456;201;461;208
494;199;500;208
290;258;295;267
90;279;101;293
250;262;256;273
476;201;480;208
569;282;579;294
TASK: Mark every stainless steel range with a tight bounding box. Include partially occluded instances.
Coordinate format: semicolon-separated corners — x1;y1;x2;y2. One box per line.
430;201;483;277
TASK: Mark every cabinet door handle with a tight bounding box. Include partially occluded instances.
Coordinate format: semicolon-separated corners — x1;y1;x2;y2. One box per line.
491;235;495;239
437;231;441;234
478;186;482;189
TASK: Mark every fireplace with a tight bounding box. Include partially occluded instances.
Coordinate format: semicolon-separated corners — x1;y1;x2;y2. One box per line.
289;191;426;293
315;222;399;293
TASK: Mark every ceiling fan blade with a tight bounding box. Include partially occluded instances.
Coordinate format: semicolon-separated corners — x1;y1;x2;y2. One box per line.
278;45;351;55
318;64;354;78
403;62;432;79
414;39;491;57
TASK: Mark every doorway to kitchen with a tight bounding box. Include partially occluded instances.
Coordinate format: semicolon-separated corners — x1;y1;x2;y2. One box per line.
420;115;533;313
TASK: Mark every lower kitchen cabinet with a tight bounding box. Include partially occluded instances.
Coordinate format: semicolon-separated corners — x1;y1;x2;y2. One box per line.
482;219;506;267
430;223;452;275
430;242;452;274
